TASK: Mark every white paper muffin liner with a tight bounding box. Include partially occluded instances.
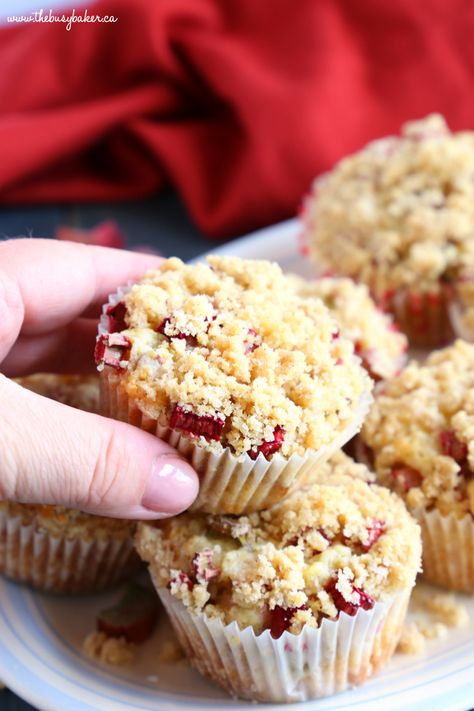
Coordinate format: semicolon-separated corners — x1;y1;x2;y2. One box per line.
419;508;474;592
387;286;454;349
98;286;372;514
354;439;474;593
156;586;410;703
448;283;474;342
0;510;139;594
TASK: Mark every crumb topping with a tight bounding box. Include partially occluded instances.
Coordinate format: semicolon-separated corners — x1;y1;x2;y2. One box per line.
83;632;135;665
2;374;134;539
158;639;185;663
361;340;474;517
398;588;469;654
136;453;421;636
99;256;371;457
288;275;408;380
305;114;474;295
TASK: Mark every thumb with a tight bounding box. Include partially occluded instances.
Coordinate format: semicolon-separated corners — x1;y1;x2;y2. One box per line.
0;375;199;519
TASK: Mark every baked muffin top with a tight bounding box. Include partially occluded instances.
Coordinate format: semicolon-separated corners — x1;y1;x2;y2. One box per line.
288;275;408;380
136;452;421;636
7;374;133;537
361;340;474;518
96;256;371;458
304;114;474;295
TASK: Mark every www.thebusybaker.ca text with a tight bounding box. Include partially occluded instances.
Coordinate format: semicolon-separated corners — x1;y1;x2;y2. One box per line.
7;8;118;31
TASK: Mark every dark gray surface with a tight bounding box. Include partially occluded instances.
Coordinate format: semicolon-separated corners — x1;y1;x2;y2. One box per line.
0;191;231;711
0;190;235;260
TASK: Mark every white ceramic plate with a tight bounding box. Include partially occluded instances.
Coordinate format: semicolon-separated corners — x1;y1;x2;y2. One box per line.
1;219;474;711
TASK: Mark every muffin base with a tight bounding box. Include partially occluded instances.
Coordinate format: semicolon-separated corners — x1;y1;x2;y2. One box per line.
419;509;474;592
101;370;372;515
156;586;410;703
0;511;140;594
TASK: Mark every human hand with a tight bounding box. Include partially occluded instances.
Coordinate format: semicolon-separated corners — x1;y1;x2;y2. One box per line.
0;238;199;519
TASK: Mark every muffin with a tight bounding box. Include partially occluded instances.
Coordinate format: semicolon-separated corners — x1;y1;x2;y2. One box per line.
0;374;139;593
288;274;408;381
359;340;474;592
136;452;421;702
96;256;372;514
302;114;474;347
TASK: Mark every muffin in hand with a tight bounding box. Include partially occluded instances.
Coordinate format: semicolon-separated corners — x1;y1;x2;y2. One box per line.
302;114;474;347
97;256;372;514
135;452;421;703
359;340;474;592
0;375;139;594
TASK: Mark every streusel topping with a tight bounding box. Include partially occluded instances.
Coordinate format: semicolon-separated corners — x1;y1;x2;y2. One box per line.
288;275;408;380
305;114;474;295
136;452;421;636
98;257;371;457
361;340;474;517
4;374;133;538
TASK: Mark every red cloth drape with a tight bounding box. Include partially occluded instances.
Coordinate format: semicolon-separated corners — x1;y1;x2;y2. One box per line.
0;0;473;237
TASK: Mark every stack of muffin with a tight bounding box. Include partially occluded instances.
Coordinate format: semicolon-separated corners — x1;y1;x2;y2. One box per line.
95;254;420;702
3;112;474;704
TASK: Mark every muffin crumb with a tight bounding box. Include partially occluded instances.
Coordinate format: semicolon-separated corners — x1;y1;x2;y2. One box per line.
83;631;135;665
158;639;185;663
397;622;426;655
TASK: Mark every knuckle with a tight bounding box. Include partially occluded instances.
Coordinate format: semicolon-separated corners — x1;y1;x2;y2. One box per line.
86;426;136;510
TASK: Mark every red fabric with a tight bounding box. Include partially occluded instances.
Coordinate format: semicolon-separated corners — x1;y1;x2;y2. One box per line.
0;0;474;237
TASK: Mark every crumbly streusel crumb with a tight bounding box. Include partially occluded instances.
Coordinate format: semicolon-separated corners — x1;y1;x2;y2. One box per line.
412;588;470;628
158;639;185;663
288;274;408;380
98;256;371;458
416;619;448;641
83;632;135;665
397;622;426;655
361;340;474;516
136;452;421;637
425;594;469;627
398;588;469;655
304;114;474;295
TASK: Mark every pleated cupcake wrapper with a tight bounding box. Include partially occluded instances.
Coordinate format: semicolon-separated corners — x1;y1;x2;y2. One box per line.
448;284;474;343
0;510;139;594
99;285;372;514
156;586;410;703
354;438;474;592
387;286;454;349
418;508;474;592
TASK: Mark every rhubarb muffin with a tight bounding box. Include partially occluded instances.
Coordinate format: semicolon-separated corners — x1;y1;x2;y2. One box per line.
97;256;372;514
136;452;421;702
0;374;139;593
302;114;474;347
288;274;408;381
359;340;474;592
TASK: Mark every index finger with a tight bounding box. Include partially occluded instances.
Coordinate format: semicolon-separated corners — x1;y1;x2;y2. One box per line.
0;238;162;339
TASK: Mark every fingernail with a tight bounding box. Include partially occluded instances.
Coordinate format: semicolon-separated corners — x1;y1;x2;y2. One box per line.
141;458;198;514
